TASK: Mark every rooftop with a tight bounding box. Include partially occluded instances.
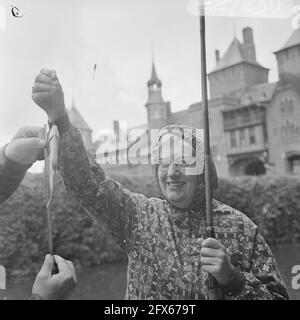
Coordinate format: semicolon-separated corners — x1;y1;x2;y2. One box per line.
210;37;267;74
275;27;300;53
67;99;92;131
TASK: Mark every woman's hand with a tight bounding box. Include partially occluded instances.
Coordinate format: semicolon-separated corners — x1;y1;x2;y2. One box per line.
32;68;66;122
200;237;235;285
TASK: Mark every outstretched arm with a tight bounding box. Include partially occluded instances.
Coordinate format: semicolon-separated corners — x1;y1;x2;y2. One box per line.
58;124;146;250
32;68;149;251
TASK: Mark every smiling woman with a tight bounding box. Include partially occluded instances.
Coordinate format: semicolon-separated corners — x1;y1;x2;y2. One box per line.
31;65;289;299
53;111;288;299
153;125;216;211
158;163;198;209
156;128;203;209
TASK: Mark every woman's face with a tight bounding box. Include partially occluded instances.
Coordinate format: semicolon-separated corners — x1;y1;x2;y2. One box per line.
157;139;199;209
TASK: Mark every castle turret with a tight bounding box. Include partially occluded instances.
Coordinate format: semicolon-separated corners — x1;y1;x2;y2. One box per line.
67;99;94;152
145;62;170;129
274;27;300;77
208;27;269;99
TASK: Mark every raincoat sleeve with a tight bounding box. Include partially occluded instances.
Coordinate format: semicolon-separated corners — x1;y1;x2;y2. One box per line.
226;229;289;300
0;145;29;205
58;126;148;251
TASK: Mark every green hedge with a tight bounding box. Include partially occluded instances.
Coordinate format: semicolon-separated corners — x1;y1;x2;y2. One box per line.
215;176;300;245
0;173;125;279
0;165;300;279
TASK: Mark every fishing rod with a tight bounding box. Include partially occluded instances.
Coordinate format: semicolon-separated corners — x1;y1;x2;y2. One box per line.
198;1;223;300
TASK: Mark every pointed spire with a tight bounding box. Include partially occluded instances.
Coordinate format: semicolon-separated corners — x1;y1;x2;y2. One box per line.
148;60;162;87
151;62;159;82
67;98;91;130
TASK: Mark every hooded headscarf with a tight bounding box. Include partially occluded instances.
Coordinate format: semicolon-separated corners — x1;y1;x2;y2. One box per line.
152;125;218;212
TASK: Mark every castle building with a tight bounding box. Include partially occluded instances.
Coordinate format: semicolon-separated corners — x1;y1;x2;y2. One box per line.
97;26;300;177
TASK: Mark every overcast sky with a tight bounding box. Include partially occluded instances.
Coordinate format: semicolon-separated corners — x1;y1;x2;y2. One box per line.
1;0;300;149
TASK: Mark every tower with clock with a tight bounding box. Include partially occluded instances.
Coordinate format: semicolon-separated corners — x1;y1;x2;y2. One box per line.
145;62;170;129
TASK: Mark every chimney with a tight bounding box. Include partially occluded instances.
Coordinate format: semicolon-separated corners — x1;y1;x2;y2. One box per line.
215;50;220;64
243;27;254;44
242;27;256;62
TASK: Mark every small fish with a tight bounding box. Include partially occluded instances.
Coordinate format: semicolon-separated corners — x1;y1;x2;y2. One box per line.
46;125;60;207
44;124;60;256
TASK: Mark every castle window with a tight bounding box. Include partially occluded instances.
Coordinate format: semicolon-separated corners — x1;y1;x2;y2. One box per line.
280;97;294;117
242;109;251;124
280;100;284;113
239;128;246;146
230;131;237;148
293;159;300;174
249;127;256;145
288;155;300;175
288;98;294;112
